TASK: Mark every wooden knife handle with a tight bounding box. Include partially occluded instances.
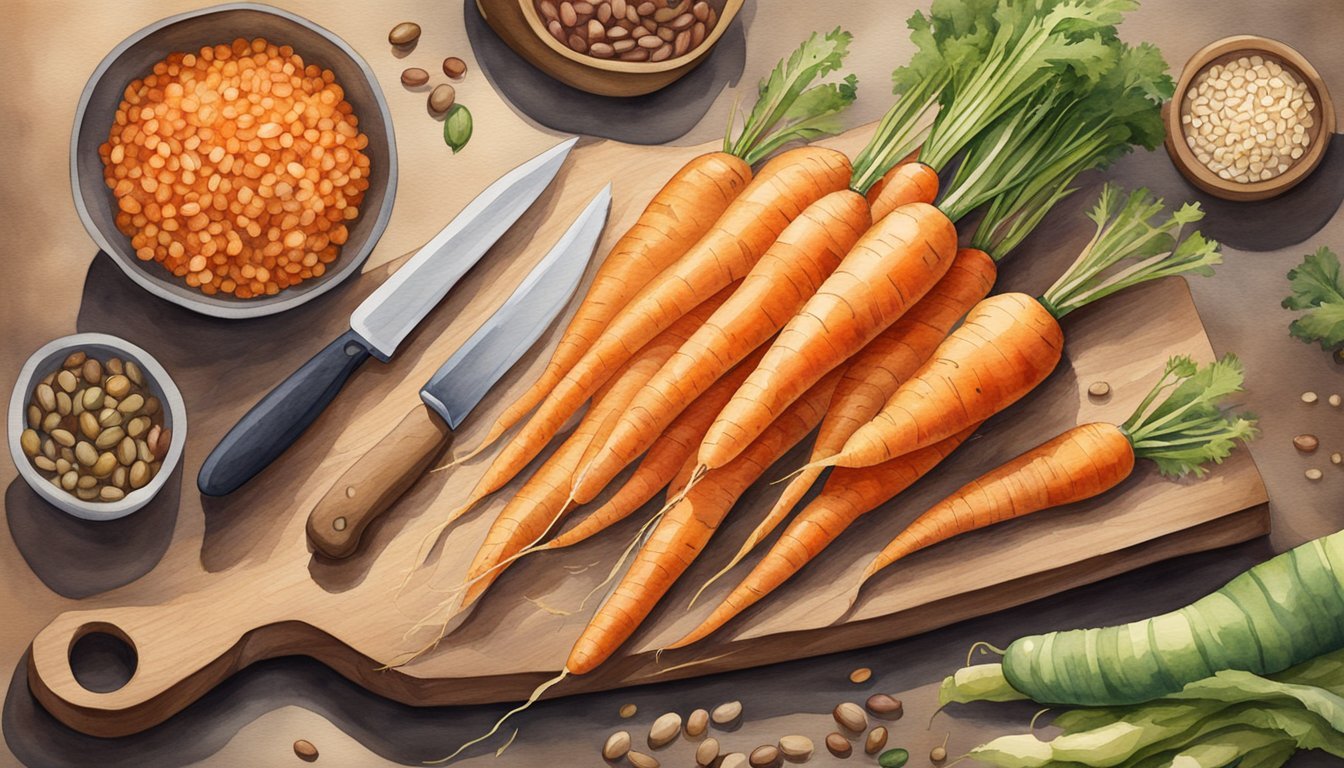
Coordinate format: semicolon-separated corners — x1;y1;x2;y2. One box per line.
307;404;453;559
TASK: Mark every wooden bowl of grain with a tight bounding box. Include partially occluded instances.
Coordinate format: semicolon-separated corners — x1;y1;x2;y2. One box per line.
1164;35;1334;202
71;3;398;319
478;0;742;96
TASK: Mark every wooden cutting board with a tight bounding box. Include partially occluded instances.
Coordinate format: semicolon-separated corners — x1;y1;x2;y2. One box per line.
26;125;1269;738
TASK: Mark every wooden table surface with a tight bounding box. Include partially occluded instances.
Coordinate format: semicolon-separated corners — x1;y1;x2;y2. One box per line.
2;1;1343;766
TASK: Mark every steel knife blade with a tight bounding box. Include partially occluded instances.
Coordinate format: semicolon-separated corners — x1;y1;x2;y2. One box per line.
306;186;611;559
197;138;579;497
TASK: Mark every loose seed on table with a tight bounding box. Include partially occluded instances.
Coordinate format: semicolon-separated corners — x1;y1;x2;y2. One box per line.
866;693;903;718
778;734;813;761
749;744;782;768
1302;391;1319;403
293;739;319;761
443;57;467;78
388;21;422;46
602;730;631;760
619;703;638;718
648;712;681;749
719;754;748;768
627;750;660;768
833;702;867;733
711;700;742;726
1295;434;1320;453
401;67;430;87
695;737;720;766
825;732;852;758
1087;381;1111;398
866;726;889;755
849;667;872;684
1330;393;1342;407
685;708;709;737
428;84;456;113
1307;468;1323;480
931;745;948;762
878;747;910;768
1333;452;1343;465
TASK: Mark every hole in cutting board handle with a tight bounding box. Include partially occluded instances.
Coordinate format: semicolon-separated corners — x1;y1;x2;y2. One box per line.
68;622;138;693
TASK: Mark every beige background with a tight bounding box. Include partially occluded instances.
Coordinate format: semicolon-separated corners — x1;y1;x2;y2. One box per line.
2;0;1343;766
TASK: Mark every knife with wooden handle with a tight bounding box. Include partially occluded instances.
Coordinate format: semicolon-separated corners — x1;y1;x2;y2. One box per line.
306;186;611;558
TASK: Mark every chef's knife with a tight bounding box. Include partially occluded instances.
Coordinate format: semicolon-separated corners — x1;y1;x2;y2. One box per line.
306;186;611;559
198;138;580;497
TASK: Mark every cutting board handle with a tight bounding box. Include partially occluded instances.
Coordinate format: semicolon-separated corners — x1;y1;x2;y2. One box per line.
26;593;283;737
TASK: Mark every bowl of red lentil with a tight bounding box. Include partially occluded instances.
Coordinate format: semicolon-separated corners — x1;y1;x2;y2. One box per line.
478;0;742;96
71;3;397;318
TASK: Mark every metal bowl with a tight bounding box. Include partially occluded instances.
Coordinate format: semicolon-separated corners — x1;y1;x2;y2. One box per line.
8;334;187;521
70;2;397;319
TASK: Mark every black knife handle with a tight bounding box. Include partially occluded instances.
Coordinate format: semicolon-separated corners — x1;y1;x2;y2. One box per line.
198;329;373;496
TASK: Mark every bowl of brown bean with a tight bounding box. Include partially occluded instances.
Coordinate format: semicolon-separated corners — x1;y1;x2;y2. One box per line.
9;334;187;521
1164;35;1335;202
478;0;742;96
71;3;397;319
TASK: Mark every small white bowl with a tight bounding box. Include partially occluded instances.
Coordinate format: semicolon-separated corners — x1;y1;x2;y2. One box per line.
8;334;187;521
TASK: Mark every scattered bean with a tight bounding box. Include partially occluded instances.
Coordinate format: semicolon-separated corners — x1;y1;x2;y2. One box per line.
627;750;660;768
602;730;631;760
443;57;468;78
293;739;319;761
931;746;948;762
1306;468;1323;481
1331;394;1342;407
1302;391;1319;403
1294;434;1320;453
825;733;852;758
849;667;872;684
695;737;720;766
878;748;910;768
620;703;638;718
1087;381;1111;398
865;727;889;755
711;700;742;726
865;694;904;719
686;708;709;737
388;21;422;46
749;744;782;768
401;67;430;87
1332;452;1342;465
833;702;867;733
778;734;813;761
648;712;681;749
719;754;748;768
428;84;456;113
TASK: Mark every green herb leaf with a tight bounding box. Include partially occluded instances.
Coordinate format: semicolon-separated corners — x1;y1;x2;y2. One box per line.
443;104;472;153
1282;247;1344;349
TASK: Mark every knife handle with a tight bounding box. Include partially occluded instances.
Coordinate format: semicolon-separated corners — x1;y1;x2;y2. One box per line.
307;404;453;559
198;329;373;497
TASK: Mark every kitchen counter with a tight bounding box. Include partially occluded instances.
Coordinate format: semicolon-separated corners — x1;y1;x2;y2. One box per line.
2;1;1343;765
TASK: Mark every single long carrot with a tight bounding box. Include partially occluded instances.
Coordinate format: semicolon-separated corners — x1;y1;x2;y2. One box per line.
461;146;852;510
458;153;754;463
858;423;1133;586
570;188;872;504
715;249;996;578
698;201;959;472
459;284;742;604
814;292;1064;470
548;346;769;551
566;371;840;675
667;424;978;649
868;161;939;222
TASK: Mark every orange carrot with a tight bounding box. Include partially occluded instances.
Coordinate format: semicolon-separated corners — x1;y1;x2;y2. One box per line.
459;153;754;463
868;161;939;222
813;292;1063;470
857;423;1133;587
698;201;958;472
570;188;872;504
667;424;978;649
717;248;996;576
548;346;769;551
566;371;840;675
459;286;738;604
461;146;852;511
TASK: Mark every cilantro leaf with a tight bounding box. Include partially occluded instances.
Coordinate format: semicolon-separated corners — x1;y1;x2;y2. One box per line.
1283;247;1344;349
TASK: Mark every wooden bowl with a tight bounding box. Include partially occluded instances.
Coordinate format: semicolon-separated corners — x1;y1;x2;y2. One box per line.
71;3;398;319
1163;35;1334;202
477;0;742;96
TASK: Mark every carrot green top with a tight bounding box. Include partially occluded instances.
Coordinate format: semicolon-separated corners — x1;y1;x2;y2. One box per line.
721;28;858;167
1120;355;1258;478
1037;183;1222;320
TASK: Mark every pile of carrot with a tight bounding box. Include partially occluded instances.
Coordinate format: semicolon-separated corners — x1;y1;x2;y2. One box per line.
397;3;1249;761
